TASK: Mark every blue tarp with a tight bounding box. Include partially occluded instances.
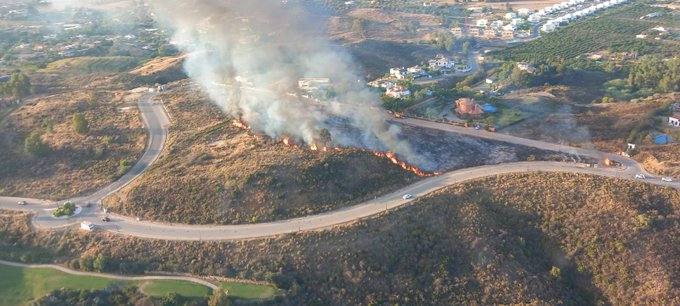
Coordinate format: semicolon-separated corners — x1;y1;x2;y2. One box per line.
482;103;498;113
654;134;672;145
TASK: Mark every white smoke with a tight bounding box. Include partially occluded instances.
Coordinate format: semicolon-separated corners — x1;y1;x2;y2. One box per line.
147;0;427;166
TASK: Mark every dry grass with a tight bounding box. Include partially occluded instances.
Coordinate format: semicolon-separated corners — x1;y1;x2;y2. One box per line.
0;90;146;199
103;80;419;224
2;173;679;304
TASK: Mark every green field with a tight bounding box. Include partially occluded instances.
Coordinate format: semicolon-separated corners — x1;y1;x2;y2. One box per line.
497;3;664;62
0;264;211;306
42;56;139;74
140;279;210;298
220;282;280;300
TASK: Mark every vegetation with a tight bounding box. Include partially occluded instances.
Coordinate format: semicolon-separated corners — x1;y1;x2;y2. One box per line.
627;56;680;93
0;89;146;199
23;131;49;157
0;264;212;306
2;173;678;304
219;282;279;300
71;113;89;135
51;202;76;217
496;3;670;62
0;72;31;100
103;84;419;224
42;56;139;74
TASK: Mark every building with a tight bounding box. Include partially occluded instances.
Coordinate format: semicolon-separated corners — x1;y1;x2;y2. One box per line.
505;12;517;20
428;56;455;70
385;85;411;99
483;29;498;39
455;98;485;118
670;115;680;127
298;78;330;91
501;29;515;40
469;27;484;37
475;19;488;28
450;27;464;37
389;68;407;80
517;62;537;74
407;66;427;78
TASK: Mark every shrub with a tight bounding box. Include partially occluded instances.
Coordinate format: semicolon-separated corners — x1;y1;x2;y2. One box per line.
72;113;90;134
52;202;76;217
24;130;49;156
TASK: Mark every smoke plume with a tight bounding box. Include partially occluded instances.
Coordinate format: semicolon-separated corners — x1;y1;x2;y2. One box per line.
147;0;427;167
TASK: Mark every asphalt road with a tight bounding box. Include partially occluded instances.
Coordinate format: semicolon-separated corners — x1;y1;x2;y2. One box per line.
0;93;678;241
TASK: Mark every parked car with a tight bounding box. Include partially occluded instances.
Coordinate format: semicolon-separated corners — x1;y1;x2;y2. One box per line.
402;194;414;200
662;177;673;182
101;216;111;222
17;201;27;206
635;174;646;179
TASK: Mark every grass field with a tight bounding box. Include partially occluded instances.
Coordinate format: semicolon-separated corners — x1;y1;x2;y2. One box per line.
140;279;210;298
219;282;280;300
42;56;139;74
0;264;211;306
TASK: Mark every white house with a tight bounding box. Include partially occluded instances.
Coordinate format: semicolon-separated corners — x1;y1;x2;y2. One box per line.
407;66;427;78
517;8;530;17
428;56;456;70
670;114;680;127
385;85;411;99
476;19;488;28
505;12;517;20
389;68;407;80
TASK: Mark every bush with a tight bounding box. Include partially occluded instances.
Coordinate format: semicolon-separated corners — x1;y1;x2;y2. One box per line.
24;131;49;157
52;202;76;217
549;266;561;279
72;113;90;134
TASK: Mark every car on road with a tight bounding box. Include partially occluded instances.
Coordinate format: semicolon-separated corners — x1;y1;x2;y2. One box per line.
662;177;673;182
635;174;646;179
402;194;414;200
17;201;27;206
101;216;111;222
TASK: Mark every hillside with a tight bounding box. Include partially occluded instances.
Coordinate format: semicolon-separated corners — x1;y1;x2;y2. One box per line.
102;80;420;224
2;173;678;304
0;90;147;199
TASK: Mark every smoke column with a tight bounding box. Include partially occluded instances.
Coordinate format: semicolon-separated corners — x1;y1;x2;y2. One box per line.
147;0;427;167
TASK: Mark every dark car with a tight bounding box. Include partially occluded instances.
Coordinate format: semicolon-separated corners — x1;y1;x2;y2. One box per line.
101;216;111;222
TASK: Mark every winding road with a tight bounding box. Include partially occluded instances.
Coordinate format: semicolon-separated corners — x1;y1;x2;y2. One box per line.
0;90;678;241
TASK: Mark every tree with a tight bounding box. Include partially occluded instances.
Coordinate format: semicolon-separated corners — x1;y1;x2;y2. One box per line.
208;290;230;306
461;41;471;55
1;71;31;99
93;254;109;272
72;113;90;134
24;130;49;156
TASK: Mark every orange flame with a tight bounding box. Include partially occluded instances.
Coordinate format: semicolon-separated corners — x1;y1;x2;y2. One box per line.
373;151;436;177
232;118;249;130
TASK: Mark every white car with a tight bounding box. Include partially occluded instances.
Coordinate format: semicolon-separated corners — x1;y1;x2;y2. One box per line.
17;201;27;206
635;174;646;180
402;194;414;200
662;177;673;182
